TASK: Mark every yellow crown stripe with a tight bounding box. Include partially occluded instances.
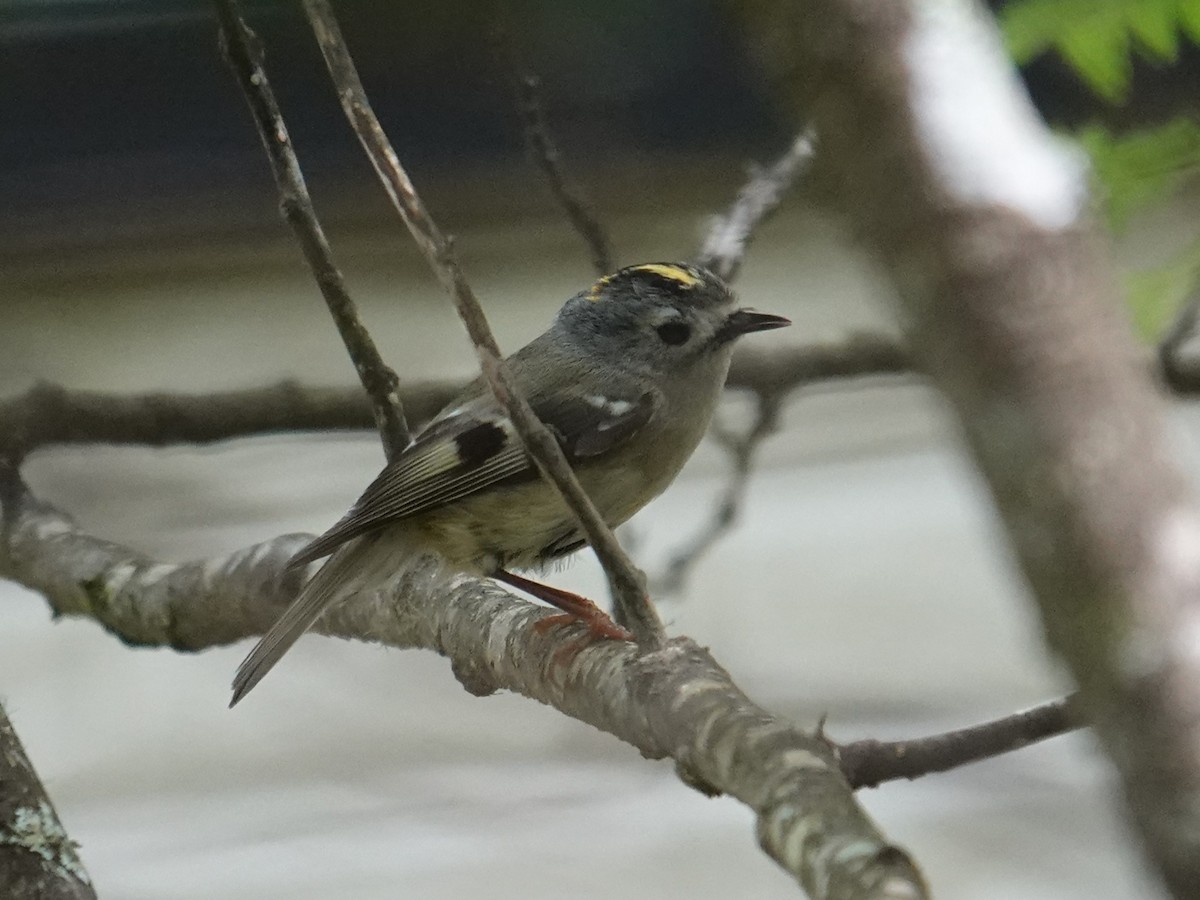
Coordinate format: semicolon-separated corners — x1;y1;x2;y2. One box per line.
588;263;700;301
588;273;614;301
630;264;700;287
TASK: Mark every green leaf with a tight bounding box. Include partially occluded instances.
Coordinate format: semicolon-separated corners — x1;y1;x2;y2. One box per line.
998;1;1200;339
1181;1;1200;43
1056;18;1132;102
1001;0;1060;61
999;0;1196;102
1129;1;1183;59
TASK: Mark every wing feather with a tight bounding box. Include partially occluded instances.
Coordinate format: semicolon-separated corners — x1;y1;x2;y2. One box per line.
288;388;658;568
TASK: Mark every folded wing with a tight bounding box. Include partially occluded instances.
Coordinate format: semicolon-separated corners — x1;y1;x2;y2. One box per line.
288;389;658;568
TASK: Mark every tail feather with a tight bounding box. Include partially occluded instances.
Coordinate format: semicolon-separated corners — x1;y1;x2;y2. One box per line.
231;533;387;706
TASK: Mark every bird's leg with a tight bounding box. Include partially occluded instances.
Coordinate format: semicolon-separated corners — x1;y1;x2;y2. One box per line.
492;570;634;641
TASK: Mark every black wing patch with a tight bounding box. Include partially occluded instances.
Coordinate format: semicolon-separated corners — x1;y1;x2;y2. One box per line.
288;389;659;568
454;420;507;468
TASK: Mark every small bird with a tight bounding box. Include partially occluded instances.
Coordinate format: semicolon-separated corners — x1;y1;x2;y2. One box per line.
231;263;789;705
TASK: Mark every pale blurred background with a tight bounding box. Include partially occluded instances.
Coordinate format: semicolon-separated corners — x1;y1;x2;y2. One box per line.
4;2;1199;898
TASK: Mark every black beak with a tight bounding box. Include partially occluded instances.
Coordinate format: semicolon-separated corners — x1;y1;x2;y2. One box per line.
716;308;791;344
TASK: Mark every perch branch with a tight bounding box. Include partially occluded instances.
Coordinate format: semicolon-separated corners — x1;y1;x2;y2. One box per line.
214;0;410;460
300;0;663;646
0;466;926;900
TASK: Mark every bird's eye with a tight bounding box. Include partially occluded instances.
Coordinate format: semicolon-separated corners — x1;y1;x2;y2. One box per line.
655;321;691;345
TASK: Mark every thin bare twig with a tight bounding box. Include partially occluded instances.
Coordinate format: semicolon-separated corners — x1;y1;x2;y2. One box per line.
837;696;1083;790
300;0;663;646
649;336;910;595
0;379;458;462
726;334;913;395
213;0;410;461
0;337;915;460
652;392;783;597
694;131;816;282
644;138;870;595
515;71;614;275
494;26;614;276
